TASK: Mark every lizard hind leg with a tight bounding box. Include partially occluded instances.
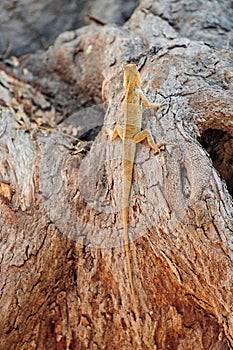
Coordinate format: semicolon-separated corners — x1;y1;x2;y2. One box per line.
133;129;165;153
111;125;124;140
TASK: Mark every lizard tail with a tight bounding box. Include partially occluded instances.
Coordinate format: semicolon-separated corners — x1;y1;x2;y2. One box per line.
122;206;137;313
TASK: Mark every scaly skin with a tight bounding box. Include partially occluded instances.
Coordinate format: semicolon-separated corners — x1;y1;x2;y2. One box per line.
111;63;164;317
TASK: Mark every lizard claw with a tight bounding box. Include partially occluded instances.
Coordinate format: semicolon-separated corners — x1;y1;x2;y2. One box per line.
151;102;167;110
153;141;166;154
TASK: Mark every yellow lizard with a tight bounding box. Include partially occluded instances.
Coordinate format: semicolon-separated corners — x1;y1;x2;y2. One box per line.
111;63;164;315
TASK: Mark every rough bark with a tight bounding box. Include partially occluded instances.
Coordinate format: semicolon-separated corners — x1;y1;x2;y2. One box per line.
0;0;233;349
0;0;139;57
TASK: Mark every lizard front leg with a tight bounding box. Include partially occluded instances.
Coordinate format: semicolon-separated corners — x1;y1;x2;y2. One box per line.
140;90;166;110
133;129;165;153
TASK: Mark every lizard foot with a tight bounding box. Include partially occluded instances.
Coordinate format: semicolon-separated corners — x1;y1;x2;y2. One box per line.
152;141;166;154
150;102;167;110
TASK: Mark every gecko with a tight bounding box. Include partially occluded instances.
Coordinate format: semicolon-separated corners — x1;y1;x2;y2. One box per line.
111;63;165;314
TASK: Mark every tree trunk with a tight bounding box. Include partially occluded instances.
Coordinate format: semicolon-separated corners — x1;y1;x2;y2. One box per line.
0;0;233;349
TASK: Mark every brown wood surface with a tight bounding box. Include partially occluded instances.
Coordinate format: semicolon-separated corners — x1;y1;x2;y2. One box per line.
0;0;232;349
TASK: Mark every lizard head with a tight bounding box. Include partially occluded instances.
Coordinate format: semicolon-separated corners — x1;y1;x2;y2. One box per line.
123;64;141;89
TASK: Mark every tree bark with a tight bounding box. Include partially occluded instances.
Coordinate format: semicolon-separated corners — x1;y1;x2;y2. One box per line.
0;0;233;349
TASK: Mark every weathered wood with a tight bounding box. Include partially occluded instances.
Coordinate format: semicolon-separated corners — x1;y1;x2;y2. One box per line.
0;0;233;349
0;0;139;57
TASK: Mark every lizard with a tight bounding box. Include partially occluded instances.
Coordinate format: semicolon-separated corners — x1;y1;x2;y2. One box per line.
111;63;165;315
